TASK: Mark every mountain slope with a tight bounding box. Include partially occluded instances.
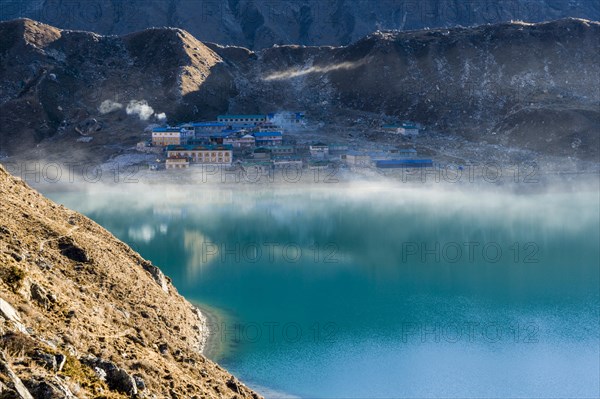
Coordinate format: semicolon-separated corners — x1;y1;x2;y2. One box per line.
0;18;598;161
221;18;600;160
0;18;235;161
0;163;259;397
3;0;600;49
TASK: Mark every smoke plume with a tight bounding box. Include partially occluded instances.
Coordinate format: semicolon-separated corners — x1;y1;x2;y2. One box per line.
98;100;123;114
262;60;367;81
126;100;155;121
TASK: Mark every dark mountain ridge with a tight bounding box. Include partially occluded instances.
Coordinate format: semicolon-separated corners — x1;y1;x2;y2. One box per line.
0;17;598;161
3;0;599;49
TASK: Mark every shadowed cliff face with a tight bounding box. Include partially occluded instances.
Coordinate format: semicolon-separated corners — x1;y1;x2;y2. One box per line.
2;0;599;49
0;18;598;161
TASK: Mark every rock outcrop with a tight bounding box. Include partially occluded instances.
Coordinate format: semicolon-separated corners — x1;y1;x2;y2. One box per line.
0;163;259;398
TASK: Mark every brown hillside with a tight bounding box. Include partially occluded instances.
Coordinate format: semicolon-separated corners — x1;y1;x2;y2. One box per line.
0;19;235;163
0;163;259;398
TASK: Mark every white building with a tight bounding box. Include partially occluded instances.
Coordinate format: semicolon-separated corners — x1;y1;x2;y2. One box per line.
224;134;256;148
165;157;190;169
345;151;371;166
309;142;329;159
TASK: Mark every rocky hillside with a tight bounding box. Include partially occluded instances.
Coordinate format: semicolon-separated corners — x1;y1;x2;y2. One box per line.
0;17;598;162
0;18;236;161
4;0;600;49
0;163;259;398
234;18;600;160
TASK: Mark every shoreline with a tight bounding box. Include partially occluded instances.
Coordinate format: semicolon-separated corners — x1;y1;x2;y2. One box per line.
193;302;231;362
193;302;298;399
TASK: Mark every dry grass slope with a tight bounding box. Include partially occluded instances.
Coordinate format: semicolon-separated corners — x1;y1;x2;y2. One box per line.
0;163;259;398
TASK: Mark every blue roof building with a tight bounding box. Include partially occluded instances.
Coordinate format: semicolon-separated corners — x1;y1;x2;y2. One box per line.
217;115;267;124
375;159;433;168
152;127;185;133
190;122;226;127
254;131;282;137
218;114;266;119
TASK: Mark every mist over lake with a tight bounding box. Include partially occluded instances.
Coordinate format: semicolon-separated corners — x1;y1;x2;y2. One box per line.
42;182;600;398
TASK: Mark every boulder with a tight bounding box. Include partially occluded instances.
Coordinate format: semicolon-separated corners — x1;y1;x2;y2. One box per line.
25;377;77;399
81;357;138;396
133;375;146;390
0;355;34;399
23;379;62;399
32;350;57;371
30;283;53;308
140;261;169;293
0;297;21;324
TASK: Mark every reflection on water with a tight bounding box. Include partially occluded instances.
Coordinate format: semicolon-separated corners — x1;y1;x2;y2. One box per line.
44;183;600;398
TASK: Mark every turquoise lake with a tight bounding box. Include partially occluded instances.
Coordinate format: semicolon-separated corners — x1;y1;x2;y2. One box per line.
43;182;600;398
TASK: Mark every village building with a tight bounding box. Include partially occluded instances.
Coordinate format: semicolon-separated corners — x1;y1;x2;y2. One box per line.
375;159;433;169
399;123;420;136
308;160;335;170
253;147;272;160
328;143;349;160
166;144;233;165
309;142;330;159
207;132;231;145
239;134;257;147
273;157;303;169
270;145;295;156
255;123;282;132
165;156;190;169
188;136;211;146
218;114;267;125
180;122;227;134
254;131;283;146
294;143;310;151
345;151;371;166
224;134;256;148
224;123;256;131
382;124;402;134
152;127;194;146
